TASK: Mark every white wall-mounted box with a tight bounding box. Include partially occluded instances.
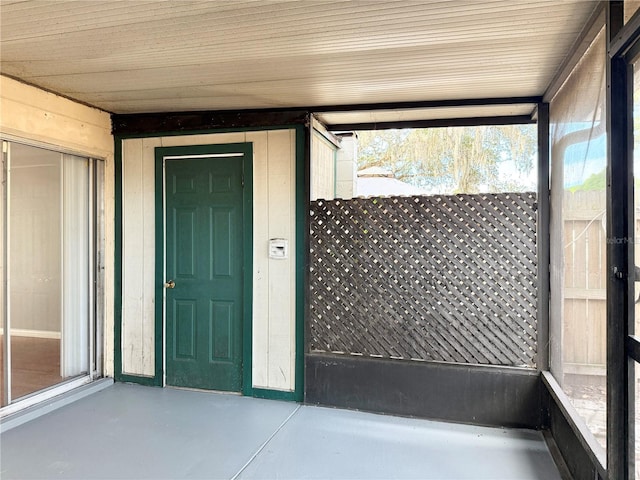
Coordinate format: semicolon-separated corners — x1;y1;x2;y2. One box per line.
269;238;288;259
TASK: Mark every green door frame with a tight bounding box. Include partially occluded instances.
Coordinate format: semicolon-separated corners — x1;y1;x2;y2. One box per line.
156;143;254;395
113;126;306;401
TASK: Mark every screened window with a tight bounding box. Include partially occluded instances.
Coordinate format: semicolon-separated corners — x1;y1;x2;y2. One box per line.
549;28;607;451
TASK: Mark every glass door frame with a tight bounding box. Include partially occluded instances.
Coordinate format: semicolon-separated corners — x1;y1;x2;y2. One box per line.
0;136;104;415
606;2;640;478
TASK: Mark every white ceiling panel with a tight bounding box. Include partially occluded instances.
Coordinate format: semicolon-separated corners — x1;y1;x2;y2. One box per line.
0;0;599;115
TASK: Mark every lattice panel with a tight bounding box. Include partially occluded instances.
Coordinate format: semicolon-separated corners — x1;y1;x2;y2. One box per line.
309;193;537;367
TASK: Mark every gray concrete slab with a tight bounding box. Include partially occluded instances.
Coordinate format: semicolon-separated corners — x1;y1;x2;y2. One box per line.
238;405;562;480
1;383;562;480
0;383;298;479
1;378;114;433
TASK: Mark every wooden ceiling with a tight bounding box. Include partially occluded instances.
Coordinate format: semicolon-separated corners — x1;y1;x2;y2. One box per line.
0;0;598;117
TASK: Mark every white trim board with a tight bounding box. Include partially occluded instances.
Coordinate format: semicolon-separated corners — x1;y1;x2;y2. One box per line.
0;328;61;339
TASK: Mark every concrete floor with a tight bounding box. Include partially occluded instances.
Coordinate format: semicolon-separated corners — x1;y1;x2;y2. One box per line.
1;383;562;480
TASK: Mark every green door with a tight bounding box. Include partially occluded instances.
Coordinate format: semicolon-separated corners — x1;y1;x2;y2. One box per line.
165;155;244;391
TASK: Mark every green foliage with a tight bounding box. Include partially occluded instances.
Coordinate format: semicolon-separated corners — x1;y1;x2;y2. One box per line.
357;125;537;193
568;169;640;192
569;170;606;192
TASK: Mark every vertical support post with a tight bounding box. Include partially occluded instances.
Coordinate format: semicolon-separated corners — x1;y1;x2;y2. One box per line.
536;103;550;374
113;138;123;382
301;116;312;401
606;2;633;478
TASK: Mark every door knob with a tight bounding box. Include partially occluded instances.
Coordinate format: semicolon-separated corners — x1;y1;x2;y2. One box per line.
164;280;175;289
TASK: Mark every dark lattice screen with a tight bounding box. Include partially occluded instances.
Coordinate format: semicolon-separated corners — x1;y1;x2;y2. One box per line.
309;193;537;367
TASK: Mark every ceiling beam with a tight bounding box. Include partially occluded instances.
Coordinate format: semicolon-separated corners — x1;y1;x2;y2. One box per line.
112;96;542;135
325;115;534;132
112;109;309;136
311;97;543;113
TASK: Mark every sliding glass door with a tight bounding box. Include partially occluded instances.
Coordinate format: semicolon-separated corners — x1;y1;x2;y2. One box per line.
0;141;102;408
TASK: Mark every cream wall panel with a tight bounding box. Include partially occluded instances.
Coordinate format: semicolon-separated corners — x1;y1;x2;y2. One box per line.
0;76;112;157
120;129;297;391
0;75;115;377
310;132;336;201
121;137;158;376
266;129;295;391
141;138;161;375
246;131;270;389
1;97;111;156
336;161;355;183
121;139;145;375
336;181;353;198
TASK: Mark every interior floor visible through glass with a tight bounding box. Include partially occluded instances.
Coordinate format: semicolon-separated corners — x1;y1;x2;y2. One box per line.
0;335;61;401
